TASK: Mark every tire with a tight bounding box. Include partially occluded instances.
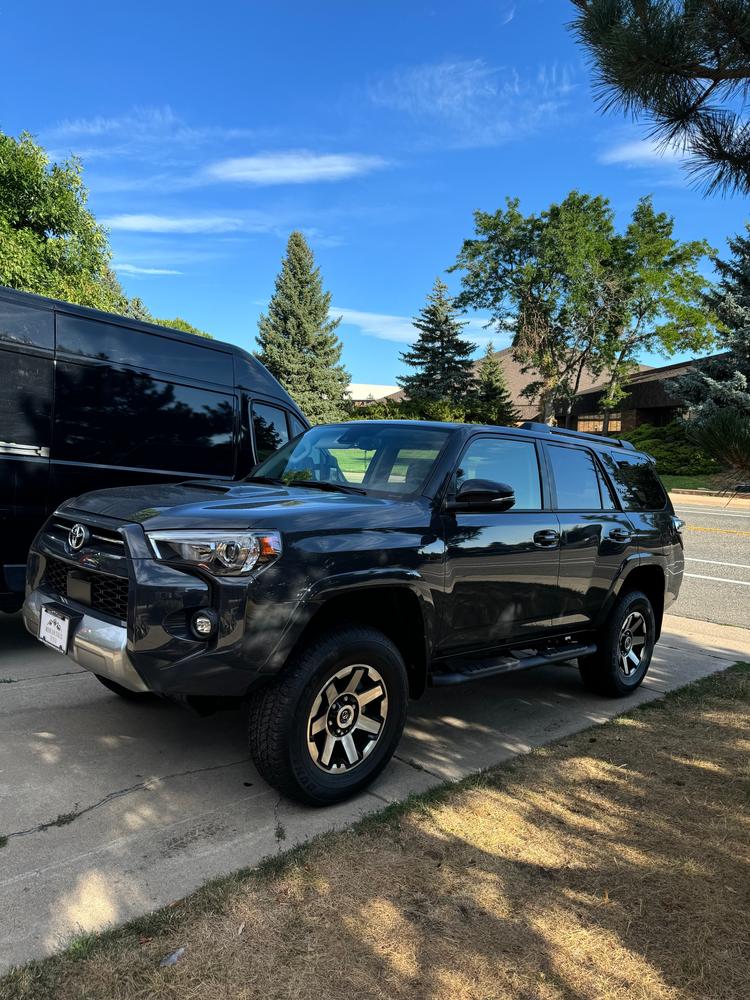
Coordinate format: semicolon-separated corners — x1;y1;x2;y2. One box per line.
94;674;153;701
578;590;656;697
247;625;409;806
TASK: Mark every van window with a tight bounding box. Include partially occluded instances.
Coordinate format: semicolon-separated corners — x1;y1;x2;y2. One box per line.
57;314;234;385
54;363;234;476
602;452;667;511
289;414;306;438
548;445;601;510
456;437;542;510
0;349;52;451
0;299;53;350
252;402;289;462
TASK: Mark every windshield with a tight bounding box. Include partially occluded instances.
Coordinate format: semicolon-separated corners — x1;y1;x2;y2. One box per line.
248;423;451;497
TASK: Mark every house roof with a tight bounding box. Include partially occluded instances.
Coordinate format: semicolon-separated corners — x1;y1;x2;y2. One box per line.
575;353;730;398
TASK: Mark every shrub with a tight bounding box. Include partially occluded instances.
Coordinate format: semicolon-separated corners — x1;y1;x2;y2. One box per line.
619;421;719;476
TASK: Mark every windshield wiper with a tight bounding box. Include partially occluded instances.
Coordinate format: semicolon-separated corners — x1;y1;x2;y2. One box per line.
286;479;367;496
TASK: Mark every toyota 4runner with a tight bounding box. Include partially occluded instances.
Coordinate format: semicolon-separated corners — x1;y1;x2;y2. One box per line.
23;420;684;804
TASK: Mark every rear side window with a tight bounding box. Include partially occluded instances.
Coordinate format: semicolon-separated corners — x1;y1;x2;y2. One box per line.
252;402;289;462
548;445;602;510
54;364;235;476
602;453;667;511
456;437;542;510
0;299;53;350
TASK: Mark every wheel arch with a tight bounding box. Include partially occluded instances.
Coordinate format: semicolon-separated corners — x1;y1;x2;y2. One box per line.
613;561;666;639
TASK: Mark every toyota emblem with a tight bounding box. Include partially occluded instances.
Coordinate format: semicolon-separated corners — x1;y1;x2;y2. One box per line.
68;523;89;551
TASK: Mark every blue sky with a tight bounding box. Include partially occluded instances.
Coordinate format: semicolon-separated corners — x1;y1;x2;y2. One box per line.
2;0;747;384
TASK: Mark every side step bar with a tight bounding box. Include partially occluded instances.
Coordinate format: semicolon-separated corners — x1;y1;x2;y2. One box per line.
431;643;597;686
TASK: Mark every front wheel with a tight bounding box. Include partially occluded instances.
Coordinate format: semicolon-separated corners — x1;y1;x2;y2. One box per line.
248;625;409;805
578;590;656;697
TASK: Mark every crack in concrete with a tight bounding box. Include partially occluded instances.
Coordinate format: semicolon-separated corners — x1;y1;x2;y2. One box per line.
393;753;443;780
5;758;250;842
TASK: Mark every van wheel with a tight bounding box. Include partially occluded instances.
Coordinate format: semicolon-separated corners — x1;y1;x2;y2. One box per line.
578;590;656;697
95;674;152;701
247;625;409;806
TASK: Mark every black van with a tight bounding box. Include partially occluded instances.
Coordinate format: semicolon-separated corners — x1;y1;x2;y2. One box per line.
0;285;307;612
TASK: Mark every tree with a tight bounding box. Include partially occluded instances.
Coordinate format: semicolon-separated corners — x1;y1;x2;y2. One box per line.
155;316;213;339
468;343;520;425
677;225;750;420
398;278;476;405
690;408;750;488
570;1;750;196
453;191;713;427
257;231;349;424
0;130;121;309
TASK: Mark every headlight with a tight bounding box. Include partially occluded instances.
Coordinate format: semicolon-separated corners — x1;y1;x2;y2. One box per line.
146;530;282;576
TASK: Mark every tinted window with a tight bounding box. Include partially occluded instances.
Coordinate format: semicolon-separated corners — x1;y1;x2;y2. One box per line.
54;363;234;475
252;403;289;462
456;437;541;510
289;414;306;437
0;348;52;450
548;445;601;510
0;299;53;350
602;452;667;511
57;314;233;385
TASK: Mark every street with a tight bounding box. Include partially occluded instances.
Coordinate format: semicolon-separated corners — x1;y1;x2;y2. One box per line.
672;496;750;628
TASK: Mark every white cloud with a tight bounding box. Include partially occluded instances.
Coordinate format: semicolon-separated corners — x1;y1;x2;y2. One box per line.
102;214;246;234
204;151;387;186
334;306;503;348
114;263;182;275
599;137;684;168
368;59;575;148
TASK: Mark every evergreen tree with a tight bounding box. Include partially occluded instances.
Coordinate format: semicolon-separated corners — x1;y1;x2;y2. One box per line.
469;343;520;425
677;225;750;421
398;278;476;405
257;231;349;423
570;2;750;196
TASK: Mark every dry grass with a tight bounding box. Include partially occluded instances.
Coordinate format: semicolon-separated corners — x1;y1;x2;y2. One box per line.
4;665;750;1000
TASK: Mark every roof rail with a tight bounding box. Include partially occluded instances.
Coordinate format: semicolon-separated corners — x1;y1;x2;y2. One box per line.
520;421;636;452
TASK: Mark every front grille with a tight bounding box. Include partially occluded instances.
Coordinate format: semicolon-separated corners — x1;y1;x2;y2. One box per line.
44;556;129;622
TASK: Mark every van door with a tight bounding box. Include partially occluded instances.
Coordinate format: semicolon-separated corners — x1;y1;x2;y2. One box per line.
0;297;53;600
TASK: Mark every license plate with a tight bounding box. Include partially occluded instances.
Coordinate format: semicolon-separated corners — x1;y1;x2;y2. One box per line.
39;605;70;654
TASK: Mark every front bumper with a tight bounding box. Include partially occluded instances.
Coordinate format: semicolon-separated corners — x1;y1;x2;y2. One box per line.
23;588;149;693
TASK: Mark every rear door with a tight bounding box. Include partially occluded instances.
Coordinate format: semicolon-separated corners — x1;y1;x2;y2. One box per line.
544;443;638;628
440;433;561;654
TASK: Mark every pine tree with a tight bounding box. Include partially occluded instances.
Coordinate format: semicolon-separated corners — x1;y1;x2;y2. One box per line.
257;231;349;423
398;278;476;406
677;225;750;421
470;342;520;426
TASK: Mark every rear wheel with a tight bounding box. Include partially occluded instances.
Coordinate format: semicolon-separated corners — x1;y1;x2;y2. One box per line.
94;674;152;701
578;590;656;697
248;625;408;805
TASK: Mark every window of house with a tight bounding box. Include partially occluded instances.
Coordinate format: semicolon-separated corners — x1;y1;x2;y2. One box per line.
577;412;622;434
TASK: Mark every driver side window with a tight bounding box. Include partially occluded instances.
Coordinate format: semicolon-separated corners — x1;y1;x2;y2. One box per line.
455;437;542;510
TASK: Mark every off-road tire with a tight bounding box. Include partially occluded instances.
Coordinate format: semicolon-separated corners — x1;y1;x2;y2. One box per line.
247;625;409;805
578;589;656;697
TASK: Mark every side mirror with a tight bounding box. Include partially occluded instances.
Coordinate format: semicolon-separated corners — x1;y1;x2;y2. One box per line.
448;479;516;512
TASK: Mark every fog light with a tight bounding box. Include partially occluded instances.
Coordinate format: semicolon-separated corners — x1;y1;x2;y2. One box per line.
191;609;217;639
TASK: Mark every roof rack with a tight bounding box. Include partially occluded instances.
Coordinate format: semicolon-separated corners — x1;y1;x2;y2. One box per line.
520;421;636;451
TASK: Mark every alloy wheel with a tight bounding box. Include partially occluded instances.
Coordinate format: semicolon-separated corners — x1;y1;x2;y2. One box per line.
618;611;648;677
307;663;388;772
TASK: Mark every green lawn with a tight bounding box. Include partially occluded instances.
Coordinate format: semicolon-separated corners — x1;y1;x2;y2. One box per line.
660;473;722;492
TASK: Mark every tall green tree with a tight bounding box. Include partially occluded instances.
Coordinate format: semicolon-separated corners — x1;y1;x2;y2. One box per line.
570;1;750;196
398;278;476;405
453;191;713;427
469;343;520;425
677;225;750;420
257;231;349;423
0;130;121;309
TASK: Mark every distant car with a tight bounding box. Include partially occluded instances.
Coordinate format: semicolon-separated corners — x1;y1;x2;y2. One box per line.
23;420;684;805
0;285;307;612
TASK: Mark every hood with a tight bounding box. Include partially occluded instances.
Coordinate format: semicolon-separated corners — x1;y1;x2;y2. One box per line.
59;480;402;531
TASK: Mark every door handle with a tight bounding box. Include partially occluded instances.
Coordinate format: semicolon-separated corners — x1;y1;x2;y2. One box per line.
533;529;560;548
609;528;632;542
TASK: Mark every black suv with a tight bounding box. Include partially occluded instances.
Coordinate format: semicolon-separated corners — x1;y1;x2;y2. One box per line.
23;420;684;804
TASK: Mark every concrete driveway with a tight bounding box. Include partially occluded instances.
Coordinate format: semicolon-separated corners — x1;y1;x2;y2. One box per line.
2;609;749;973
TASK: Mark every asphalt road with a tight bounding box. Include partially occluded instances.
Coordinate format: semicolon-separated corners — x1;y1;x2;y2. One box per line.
671;497;750;628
